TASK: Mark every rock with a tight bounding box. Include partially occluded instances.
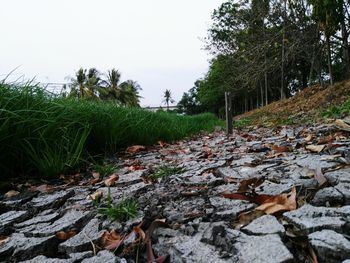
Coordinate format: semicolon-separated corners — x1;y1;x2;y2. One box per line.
30;190;74;211
311;187;344;206
256;181;293;196
16;212;60;228
19;255;68;263
0;210;29;235
163;198;207;223
59;218;102;254
242;215;285;236
335;183;350;205
19;252;93;263
81;250;125;263
283;204;350;234
153;228;232;263
116;170;143;186
309;230;350;263
209;197;255;220
234;234;294;263
325;168;350;184
27;209;93;237
0;233;57;261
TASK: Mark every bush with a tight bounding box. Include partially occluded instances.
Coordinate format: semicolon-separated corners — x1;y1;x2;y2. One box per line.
0;83;222;178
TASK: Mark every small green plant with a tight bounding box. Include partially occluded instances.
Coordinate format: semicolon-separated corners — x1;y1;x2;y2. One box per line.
147;166;184;181
97;188;138;221
93;163;116;178
323;98;350;118
233;118;252;128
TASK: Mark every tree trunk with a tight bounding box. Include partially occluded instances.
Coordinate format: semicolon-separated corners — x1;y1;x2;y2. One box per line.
326;34;333;85
341;20;350;79
281;0;287;99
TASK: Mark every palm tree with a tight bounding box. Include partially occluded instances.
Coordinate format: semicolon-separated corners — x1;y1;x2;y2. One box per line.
119;80;142;107
163;89;175;110
69;68;99;99
100;69;121;101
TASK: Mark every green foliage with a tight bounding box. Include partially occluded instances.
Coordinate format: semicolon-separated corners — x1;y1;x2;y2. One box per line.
0;83;222;178
323;97;350;117
93;164;116;178
233;118;252;128
98;188;138;221
147;166;184;181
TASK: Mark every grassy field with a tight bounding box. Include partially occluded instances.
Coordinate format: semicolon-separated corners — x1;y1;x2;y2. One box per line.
0;82;222;178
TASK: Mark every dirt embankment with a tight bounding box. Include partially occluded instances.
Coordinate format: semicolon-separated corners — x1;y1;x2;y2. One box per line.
239;80;350;126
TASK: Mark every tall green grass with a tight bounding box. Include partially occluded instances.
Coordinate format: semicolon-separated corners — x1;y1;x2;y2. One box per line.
0;82;221;178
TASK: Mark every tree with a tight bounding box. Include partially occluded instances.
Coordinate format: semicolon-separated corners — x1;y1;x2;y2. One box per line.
163;89;175;111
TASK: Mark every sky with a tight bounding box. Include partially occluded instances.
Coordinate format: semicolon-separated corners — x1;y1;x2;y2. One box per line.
0;0;223;106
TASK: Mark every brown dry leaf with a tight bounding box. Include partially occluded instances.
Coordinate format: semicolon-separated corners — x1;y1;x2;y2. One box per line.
255;186;297;215
4;190;20;198
100;230;124;250
29;184;54;193
236;210;266;229
305;134;313;142
305;144;326;153
237;177;265;193
335;119;350;132
271;145;292;153
87;191;103;201
92;172;100;180
104;174;119;187
127;145;146;154
314;167;327;187
0;236;10;246
158;141;169;148
55;230;76;240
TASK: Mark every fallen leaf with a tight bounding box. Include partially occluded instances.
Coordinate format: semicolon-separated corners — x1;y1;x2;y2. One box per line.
87;191;103;201
29;184;54;193
92;172;100;179
104;174;119;187
55;230;76;240
0;236;10;246
237;177;265;193
221;192;272;205
127;145;146;154
236;210;266;228
271;145;292;153
4;190;20;198
255;186;297;215
314;167;327;188
158;141;169;147
305;144;326;153
100;230;124;250
335;119;350;132
305;134;313;142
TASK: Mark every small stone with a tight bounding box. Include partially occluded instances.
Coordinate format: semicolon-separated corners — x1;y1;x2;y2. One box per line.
209;197;255;220
28;209;93;237
0;210;29;235
234;234;294;263
59;218;102;254
283;204;350;234
16;212;60;228
309;230;350;263
311;187;344;206
30;190;74;211
335;183;350;205
242;215;285;235
0;233;57;261
81;250;124;263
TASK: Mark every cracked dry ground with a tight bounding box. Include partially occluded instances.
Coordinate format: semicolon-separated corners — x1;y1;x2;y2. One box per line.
1;125;350;263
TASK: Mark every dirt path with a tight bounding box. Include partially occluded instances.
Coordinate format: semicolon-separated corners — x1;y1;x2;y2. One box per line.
1;124;350;262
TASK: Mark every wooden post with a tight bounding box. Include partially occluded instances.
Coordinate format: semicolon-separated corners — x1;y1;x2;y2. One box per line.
225;92;233;135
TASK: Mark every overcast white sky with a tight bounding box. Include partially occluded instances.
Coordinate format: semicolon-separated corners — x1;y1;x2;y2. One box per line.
0;0;223;106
